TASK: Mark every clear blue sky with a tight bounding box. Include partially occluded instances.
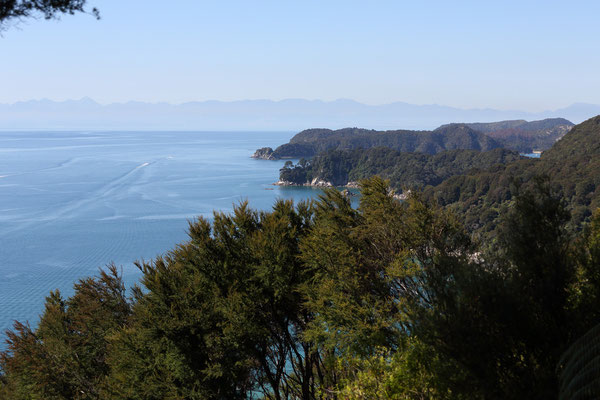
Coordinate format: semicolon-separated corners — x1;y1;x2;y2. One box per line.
1;0;599;111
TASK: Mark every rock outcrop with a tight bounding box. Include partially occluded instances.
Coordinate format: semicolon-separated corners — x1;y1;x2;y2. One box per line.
251;147;276;160
273;177;334;187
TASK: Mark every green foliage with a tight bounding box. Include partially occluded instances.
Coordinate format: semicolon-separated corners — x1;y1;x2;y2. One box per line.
299;177;476;396
279;147;523;189
0;265;131;399
557;208;600;399
3;176;600;399
464;118;573;153
334;339;471;400
264;118;571;159
280;158;310;184
264;118;573;159
106;199;321;399
267;124;503;159
280;116;599;236
430;116;600;233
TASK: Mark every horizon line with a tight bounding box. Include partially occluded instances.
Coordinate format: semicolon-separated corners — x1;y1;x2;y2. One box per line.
1;97;597;114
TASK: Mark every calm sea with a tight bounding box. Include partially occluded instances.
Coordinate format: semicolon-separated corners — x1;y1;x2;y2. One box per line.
0;131;322;347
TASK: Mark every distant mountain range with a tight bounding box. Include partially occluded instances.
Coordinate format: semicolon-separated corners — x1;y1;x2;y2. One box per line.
1;98;599;131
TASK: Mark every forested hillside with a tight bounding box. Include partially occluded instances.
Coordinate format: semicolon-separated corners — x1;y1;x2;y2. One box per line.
253;124;503;159
279;117;599;235
464;117;573;152
279;147;523;188
430;116;600;233
253;118;572;159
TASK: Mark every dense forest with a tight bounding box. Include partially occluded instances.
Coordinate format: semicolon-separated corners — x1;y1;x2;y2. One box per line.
463;117;573;152
2;176;600;399
253;124;503;159
429;116;600;234
279;147;524;188
253;118;572;160
2;117;600;399
280;117;600;235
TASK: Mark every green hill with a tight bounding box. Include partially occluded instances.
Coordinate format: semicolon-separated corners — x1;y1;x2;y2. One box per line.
279;147;523;189
429;116;600;233
279;116;599;234
254;124;503;159
464;118;574;152
254;118;572;160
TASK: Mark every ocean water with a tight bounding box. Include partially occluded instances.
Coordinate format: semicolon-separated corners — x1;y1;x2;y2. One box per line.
0;131;323;347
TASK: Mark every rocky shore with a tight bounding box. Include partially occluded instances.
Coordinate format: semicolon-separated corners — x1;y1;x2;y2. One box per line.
273;179;362;187
252;147;276;160
274;177;335;187
273;179;408;200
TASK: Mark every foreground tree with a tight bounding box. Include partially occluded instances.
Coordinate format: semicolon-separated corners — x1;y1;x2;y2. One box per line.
0;265;131;399
105;178;476;399
0;0;99;30
106;199;320;399
300;178;476;398
3;177;600;399
412;178;581;399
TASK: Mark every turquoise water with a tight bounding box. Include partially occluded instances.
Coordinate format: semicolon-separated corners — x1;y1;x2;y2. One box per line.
0;131;323;346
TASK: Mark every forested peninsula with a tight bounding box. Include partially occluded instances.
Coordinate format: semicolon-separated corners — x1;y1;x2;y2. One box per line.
277;117;595;234
253;117;572;160
3;117;600;399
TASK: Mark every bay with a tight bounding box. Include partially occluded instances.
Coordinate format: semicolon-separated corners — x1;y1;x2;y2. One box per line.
0;131;322;347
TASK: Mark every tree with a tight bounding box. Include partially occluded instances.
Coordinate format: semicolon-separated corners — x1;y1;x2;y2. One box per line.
0;265;131;399
0;0;99;30
106;200;321;399
300;177;477;398
3;177;599;399
416;177;577;399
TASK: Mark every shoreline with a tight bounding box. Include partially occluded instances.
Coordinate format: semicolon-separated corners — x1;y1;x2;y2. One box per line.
273;180;360;189
273;180;408;200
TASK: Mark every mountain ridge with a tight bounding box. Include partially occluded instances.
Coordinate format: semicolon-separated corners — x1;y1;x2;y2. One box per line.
428;115;600;232
0;98;598;131
254;118;572;159
253;124;503;159
444;118;574;152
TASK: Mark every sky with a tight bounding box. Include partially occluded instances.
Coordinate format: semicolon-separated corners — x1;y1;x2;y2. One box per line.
1;0;599;111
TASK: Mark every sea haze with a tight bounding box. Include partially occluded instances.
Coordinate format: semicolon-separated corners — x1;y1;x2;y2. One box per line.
2;98;600;131
0;131;321;347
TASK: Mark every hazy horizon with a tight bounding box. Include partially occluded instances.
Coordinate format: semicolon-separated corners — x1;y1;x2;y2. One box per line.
2;1;600;111
1;97;598;131
3;96;600;113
